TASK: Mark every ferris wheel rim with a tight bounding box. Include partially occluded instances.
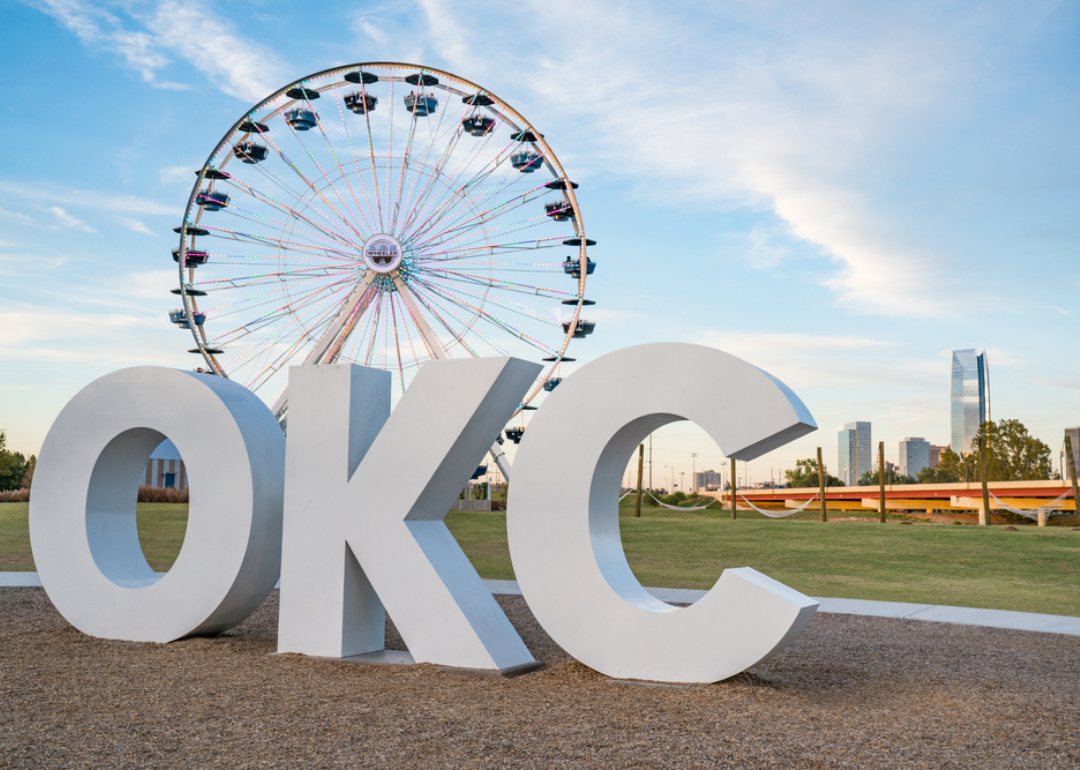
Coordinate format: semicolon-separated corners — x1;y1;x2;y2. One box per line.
175;62;593;416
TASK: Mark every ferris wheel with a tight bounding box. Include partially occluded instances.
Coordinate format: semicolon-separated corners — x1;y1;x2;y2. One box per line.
170;63;596;476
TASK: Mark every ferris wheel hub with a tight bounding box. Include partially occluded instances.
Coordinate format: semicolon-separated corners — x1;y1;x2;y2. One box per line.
362;234;404;274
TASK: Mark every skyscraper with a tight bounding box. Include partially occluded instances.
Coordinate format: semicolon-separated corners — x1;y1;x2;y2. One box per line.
898;437;931;479
837;421;871;486
950;349;989;454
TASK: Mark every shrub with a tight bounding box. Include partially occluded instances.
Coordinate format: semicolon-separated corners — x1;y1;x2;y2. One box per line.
137;485;189;503
0;488;29;503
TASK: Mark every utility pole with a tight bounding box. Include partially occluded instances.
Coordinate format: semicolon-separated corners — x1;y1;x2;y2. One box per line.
730;457;737;520
635;443;644;518
979;428;991;526
648;433;653;490
878;441;886;523
1065;435;1079;523
691;452;697;493
816;446;827;522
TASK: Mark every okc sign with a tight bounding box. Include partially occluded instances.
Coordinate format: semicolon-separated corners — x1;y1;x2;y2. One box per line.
29;343;819;684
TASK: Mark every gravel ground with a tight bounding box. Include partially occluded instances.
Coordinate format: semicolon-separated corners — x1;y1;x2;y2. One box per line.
1;588;1078;769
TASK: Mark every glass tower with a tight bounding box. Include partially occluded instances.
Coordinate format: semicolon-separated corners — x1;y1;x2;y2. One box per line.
950;349;989;454
898;437;931;479
837;421;871;486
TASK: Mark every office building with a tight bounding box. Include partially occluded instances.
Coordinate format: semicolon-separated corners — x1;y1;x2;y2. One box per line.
694;469;723;491
838;421;871;486
950;349;989;454
929;444;946;468
898;437;931;479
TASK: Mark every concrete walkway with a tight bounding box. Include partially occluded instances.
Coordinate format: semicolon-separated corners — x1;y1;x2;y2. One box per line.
484;579;1080;637
4;573;1078;637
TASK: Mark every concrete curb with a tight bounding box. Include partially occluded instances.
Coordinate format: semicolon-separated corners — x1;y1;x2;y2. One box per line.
4;573;1077;637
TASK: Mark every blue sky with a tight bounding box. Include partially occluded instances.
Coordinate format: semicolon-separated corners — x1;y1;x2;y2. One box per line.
1;0;1078;487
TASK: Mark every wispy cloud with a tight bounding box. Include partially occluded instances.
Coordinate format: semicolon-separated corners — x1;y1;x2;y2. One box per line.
0;180;174;216
32;0;180;88
415;0;474;76
117;217;155;236
46;205;95;233
0;206;36;225
159;164;195;185
410;0;1053;318
145;1;288;103
31;0;287;102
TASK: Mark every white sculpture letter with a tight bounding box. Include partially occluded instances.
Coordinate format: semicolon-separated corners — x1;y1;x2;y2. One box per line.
507;343;820;683
278;359;541;672
29;367;285;643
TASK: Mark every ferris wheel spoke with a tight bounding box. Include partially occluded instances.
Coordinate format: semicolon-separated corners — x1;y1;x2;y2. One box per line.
403;128;524;239
392;87;469;235
389;88;437;234
413;184;553;252
416;218;564;260
406;283;517;359
395;277;479;359
397;128;503;240
418;267;574;302
390;289;427;380
408;274;556;357
225;150;362;248
194;265;354;292
417;270;565;327
285;112;370;240
208;279;355;345
400;136;523;244
196;220;359;259
311;90;378;236
383;77;396;234
292;272;379;365
386;288;408;393
326;81;380;235
395;117;467;237
256;117;367;242
217;178;360;252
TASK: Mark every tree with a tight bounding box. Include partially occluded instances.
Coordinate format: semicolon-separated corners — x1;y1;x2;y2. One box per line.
916;421;1053;484
916;450;968;483
785;458;841;488
22;455;35;490
971;419;1053;481
857;468;914;486
0;431;28;492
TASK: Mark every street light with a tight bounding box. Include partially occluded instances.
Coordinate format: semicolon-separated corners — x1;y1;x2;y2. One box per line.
691;452;697;493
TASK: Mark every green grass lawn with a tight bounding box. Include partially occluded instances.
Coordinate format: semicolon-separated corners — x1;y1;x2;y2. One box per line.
4;501;1079;617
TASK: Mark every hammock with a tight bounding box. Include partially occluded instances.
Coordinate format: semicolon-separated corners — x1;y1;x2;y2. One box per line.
645;491;718;511
738;493;818;519
989;490;1073;520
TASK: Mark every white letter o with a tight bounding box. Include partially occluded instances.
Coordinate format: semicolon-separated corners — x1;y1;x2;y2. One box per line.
29;367;285;642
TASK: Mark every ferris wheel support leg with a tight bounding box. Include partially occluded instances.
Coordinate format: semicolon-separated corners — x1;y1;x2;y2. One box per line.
490;441;512;482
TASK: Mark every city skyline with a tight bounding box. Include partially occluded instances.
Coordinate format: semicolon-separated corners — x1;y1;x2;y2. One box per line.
1;1;1079;489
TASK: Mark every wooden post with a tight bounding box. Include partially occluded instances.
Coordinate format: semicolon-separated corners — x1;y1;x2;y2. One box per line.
816;447;827;522
635;443;644;518
730;457;737;520
878;441;886;523
1065;435;1079;523
979;430;992;526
